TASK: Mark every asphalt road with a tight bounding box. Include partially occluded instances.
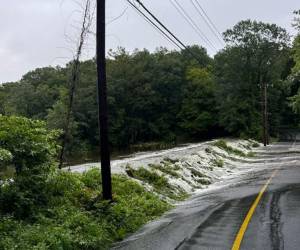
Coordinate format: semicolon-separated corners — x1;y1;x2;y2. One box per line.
113;141;300;250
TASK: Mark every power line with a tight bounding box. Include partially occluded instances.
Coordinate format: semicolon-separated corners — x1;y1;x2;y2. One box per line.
190;0;224;46
132;0;204;63
133;0;189;51
193;0;224;42
172;0;217;51
126;0;183;50
170;0;206;48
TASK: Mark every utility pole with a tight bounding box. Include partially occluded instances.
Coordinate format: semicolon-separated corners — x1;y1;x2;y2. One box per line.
265;82;270;145
261;79;268;147
96;0;112;200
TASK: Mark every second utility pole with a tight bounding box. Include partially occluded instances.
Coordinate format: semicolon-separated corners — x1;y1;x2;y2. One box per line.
96;0;112;200
261;80;268;147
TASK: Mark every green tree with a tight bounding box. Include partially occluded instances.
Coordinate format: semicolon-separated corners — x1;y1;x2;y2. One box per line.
286;11;300;123
179;67;217;137
0;67;66;119
215;20;290;138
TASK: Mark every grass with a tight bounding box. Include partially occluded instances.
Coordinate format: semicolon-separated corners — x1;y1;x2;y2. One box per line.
163;157;179;164
212;158;224;168
252;142;260;148
125;166;169;188
247;152;256;157
125;165;188;201
130;141;175;152
213;140;246;157
189;168;211;185
190;168;205;178
150;163;180;178
205;147;212;153
0;168;171;250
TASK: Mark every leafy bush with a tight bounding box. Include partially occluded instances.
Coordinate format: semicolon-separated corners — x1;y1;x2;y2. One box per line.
0;116;61;219
0;115;61;173
0;169;170;249
0;148;12;164
0;148;13;179
0;169;50;219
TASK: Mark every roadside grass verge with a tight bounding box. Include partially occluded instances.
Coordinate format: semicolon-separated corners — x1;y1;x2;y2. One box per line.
213;140;247;157
125;165;188;201
150;163;180;178
0;168;170;250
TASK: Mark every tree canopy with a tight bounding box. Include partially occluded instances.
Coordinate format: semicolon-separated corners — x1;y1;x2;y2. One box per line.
0;18;299;160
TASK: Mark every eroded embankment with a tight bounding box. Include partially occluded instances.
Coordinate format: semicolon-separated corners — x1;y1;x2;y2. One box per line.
70;139;262;202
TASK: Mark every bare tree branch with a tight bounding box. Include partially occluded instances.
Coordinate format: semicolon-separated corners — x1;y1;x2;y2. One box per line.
59;0;94;168
107;7;128;26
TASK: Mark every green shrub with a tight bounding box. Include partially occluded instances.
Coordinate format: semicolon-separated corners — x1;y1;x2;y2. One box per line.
0;169;50;219
0;148;12;164
0;169;171;249
0;116;62;219
0;148;14;179
0;115;61;173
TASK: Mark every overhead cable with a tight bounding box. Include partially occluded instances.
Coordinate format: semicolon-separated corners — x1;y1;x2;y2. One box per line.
193;0;224;42
190;0;224;46
126;0;183;50
132;0;204;63
172;0;217;51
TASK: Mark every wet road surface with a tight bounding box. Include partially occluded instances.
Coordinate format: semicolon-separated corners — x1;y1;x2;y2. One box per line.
113;142;300;250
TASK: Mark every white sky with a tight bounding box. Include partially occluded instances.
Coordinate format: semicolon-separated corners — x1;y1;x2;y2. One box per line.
0;0;299;83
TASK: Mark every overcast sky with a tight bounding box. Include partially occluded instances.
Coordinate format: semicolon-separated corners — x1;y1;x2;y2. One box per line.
0;0;299;84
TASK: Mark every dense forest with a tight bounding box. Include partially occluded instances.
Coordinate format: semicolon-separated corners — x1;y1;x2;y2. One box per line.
1;17;300;161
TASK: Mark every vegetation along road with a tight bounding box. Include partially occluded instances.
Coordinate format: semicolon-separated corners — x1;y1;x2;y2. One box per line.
114;141;300;250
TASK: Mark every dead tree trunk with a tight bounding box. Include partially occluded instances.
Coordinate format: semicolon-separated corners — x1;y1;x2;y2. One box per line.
59;0;93;168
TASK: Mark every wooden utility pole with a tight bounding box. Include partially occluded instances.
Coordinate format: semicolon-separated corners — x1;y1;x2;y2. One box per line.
265;82;270;145
261;79;268;147
96;0;112;200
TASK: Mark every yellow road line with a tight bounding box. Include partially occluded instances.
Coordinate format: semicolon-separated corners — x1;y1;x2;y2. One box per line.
231;169;279;250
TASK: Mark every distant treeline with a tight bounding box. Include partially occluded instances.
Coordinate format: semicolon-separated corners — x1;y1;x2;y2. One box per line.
1;19;300;158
